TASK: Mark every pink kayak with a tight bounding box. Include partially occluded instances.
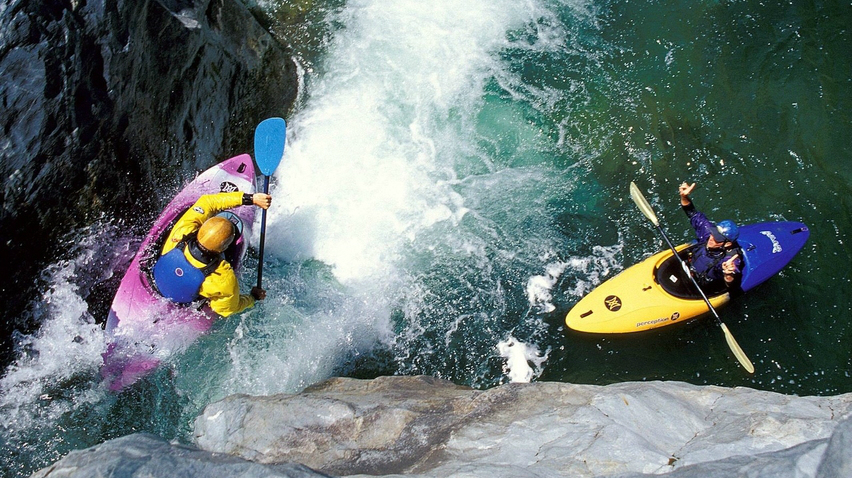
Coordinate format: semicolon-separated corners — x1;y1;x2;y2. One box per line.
102;154;257;391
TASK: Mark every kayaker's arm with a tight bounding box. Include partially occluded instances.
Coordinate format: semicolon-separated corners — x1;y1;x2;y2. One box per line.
679;182;698;217
163;192;245;254
198;192;272;315
201;260;256;317
163;192;272;254
678;182;721;245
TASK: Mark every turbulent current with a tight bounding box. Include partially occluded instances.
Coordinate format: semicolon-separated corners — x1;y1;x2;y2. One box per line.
2;1;851;476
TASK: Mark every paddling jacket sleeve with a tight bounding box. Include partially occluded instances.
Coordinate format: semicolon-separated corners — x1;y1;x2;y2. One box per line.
162;192;256;317
163;192;245;254
681;202;713;243
199;260;255;317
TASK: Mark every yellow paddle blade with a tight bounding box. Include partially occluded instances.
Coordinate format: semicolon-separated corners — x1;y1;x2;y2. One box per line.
720;323;755;374
629;182;660;227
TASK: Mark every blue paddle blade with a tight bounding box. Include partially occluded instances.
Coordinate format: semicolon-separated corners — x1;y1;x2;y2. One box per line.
254;117;287;176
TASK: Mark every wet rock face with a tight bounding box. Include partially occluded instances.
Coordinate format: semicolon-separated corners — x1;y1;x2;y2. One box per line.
29;433;330;478
193;376;852;478
0;0;298;360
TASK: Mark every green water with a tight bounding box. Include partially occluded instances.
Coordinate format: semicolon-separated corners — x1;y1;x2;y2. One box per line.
2;1;851;476
539;0;852;394
337;0;852;395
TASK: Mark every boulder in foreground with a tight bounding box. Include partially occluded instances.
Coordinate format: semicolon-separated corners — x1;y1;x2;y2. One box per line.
193;376;852;477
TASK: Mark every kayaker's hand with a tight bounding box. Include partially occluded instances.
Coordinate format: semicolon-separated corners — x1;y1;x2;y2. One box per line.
679;181;695;197
722;254;739;282
679;182;695;206
252;193;272;209
251;287;267;300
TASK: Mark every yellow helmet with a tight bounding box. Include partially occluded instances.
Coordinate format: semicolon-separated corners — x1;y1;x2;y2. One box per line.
197;216;235;253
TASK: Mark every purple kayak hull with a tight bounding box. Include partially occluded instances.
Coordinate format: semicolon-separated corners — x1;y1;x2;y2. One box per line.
102;155;257;391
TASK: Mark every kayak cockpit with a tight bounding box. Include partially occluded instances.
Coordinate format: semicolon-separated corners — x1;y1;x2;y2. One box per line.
654;244;730;300
138;207;246;305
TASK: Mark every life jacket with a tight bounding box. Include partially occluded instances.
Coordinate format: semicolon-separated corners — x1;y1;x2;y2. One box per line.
688;243;741;288
152;233;223;304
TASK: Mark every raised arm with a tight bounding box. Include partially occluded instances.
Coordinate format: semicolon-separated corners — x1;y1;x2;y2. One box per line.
679;182;696;207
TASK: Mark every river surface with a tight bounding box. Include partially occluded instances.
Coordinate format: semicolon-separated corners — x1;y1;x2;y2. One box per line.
2;1;851;476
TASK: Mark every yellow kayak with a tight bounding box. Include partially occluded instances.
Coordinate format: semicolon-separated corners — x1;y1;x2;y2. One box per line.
566;221;810;334
565;244;729;333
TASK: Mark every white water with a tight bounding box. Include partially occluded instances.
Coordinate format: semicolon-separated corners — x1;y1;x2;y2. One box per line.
218;0;583;396
0;260;107;424
272;0;543;280
0;223;135;475
497;336;547;383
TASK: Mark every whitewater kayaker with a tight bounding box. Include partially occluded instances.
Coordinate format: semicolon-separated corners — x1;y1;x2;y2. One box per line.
153;191;272;316
678;182;742;291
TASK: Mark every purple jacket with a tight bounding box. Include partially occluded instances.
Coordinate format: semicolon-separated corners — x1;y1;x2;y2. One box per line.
682;202;742;289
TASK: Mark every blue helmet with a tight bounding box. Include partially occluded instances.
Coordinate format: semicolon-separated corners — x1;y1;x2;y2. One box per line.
711;220;739;242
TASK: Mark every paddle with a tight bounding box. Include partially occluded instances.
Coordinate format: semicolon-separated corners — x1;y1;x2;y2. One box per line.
253;117;287;289
629;182;755;374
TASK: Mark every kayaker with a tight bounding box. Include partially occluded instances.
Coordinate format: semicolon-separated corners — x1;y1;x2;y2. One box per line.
153;191;272;316
678;182;742;291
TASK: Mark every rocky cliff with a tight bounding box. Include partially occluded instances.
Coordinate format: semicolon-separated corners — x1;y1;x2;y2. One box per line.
32;376;852;478
0;0;298;362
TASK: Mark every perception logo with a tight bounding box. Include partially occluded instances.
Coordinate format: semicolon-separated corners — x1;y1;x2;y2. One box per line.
604;295;622;312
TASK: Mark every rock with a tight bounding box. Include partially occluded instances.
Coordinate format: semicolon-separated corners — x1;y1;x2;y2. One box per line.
816;413;852;478
193;376;852;477
29;433;330;478
0;0;298;362
194;375;477;475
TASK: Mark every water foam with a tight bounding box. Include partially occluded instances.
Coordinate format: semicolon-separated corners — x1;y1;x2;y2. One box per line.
497;336;547;383
0;223;134;474
210;0;572;395
563;243;624;298
0;224;130;405
527;259;572;313
269;0;546;282
0;262;105;404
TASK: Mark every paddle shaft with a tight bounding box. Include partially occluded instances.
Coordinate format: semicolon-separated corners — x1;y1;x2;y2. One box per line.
658;223;754;373
653;223;724;324
256;175;270;289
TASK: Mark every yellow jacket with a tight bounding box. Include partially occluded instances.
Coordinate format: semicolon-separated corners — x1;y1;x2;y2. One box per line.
162;192;255;317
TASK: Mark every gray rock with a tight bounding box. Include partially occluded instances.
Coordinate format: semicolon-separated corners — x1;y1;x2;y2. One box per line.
816;413;852;478
613;438;831;478
193;376;852;478
194;375;478;475
29;432;330;478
